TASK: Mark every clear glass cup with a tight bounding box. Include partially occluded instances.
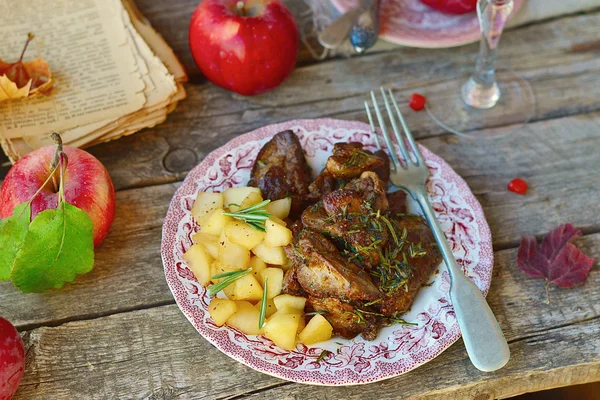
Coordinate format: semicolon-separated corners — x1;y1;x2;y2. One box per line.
426;0;535;138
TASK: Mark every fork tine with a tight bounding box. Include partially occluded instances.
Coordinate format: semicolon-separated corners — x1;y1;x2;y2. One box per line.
369;91;401;169
380;87;411;167
388;88;425;166
364;101;382;150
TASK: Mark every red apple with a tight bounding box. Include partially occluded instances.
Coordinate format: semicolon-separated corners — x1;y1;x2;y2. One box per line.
0;317;24;400
189;0;298;96
419;0;477;14
0;145;115;247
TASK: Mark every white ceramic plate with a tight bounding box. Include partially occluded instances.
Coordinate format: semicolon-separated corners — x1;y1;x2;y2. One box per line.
161;118;493;385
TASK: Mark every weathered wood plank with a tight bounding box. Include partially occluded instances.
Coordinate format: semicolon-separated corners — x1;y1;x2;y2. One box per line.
11;231;599;399
84;11;600;191
1;111;599;329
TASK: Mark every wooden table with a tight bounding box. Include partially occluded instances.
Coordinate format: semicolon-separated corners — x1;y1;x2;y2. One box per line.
1;1;599;399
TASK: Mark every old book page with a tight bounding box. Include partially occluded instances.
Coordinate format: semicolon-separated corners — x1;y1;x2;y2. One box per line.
0;0;146;139
122;0;188;83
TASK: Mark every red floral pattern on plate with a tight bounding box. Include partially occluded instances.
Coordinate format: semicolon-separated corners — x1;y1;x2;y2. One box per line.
161;118;493;385
330;0;525;48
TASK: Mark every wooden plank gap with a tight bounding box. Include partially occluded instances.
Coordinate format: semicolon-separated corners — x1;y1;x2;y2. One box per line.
16;299;176;332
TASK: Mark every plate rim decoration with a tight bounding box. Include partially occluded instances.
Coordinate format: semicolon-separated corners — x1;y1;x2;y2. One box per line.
161;118;493;385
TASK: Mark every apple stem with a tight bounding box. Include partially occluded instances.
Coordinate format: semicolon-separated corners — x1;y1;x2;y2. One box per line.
58;153;68;203
236;1;245;16
18;33;35;63
50;132;63;193
23;134;67;213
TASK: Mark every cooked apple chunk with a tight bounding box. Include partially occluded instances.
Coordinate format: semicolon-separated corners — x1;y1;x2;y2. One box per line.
263;312;301;350
191;192;224;225
224;220;265;250
183;243;213;286
264;219;293;247
208;299;238;326
298;314;333;345
227;301;262;335
252;242;286;265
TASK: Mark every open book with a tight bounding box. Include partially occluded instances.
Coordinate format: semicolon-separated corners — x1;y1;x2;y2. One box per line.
0;0;187;162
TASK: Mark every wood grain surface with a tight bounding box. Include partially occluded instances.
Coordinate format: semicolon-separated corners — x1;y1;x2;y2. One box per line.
1;1;599;398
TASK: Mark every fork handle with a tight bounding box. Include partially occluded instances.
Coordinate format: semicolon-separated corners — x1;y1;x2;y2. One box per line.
413;189;510;372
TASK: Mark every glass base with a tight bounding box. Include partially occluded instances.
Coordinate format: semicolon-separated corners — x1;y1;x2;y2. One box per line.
426;67;535;139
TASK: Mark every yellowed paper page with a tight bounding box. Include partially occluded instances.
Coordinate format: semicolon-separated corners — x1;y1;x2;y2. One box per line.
122;0;188;82
0;0;146;139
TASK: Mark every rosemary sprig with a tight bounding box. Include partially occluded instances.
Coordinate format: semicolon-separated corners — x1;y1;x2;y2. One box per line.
222;199;271;232
363;298;383;307
259;276;268;329
380;215;400;247
304;310;329;317
207;268;252;296
408;242;427;258
316;350;331;362
344;149;370;167
389;318;418;326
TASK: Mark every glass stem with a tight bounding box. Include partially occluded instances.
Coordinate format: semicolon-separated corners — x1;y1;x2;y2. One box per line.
462;0;514;109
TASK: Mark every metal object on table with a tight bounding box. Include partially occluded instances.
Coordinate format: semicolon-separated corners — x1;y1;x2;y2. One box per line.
364;87;511;372
317;5;363;49
350;0;380;54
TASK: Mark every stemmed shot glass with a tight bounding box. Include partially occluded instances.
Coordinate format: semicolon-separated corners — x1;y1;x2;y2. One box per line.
426;0;535;138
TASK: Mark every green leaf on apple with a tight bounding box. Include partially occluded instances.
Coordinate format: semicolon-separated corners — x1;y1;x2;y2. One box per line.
0;202;31;280
10;201;95;293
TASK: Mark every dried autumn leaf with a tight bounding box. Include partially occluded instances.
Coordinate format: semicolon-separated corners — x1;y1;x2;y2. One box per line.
0;33;53;102
516;224;595;288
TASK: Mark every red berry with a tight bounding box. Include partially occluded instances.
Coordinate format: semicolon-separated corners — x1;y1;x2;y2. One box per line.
0;317;25;400
508;178;528;195
409;93;426;111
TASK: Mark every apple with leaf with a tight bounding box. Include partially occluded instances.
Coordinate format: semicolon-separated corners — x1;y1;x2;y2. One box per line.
0;133;115;293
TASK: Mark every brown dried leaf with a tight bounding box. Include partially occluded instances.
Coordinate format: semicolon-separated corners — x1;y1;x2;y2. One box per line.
0;33;53;102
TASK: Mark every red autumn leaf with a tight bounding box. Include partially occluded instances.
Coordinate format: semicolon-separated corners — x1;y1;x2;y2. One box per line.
516;224;595;288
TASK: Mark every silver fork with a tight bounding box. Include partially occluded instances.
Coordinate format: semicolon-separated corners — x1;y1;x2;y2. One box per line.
365;87;510;372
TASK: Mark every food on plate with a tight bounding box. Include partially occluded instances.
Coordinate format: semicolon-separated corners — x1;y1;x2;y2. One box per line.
184;130;441;349
248;130;312;218
419;0;478;15
189;0;298;96
507;178;528;195
251;131;441;341
0;316;24;400
185;184;330;347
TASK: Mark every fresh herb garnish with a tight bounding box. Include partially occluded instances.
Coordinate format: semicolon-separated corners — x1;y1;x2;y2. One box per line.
363;298;382;307
380;215;399;247
207;268;252;296
316;350;331;362
345;308;367;324
259;276;268;329
222;200;271;232
304;310;329;317
389;314;418;326
408;242;427;258
343;149;371;168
